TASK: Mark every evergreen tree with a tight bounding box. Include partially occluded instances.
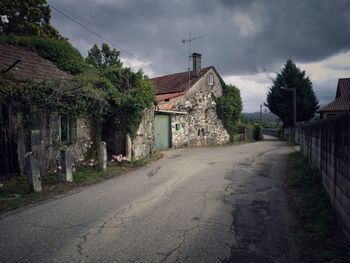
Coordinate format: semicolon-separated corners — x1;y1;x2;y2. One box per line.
86;44;103;69
266;60;319;127
0;0;62;39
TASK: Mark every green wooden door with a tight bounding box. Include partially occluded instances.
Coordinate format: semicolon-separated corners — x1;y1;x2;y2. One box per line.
155;114;170;149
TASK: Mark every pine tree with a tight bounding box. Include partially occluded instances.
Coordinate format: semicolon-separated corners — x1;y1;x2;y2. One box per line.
266;59;319;127
86;44;103;69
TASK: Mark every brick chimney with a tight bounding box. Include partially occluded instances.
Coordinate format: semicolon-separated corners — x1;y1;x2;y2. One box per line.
191;52;201;77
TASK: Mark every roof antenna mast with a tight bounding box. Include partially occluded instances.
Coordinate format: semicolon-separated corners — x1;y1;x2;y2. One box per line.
182;33;205;89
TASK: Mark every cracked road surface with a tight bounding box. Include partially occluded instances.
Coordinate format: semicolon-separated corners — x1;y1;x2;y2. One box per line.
0;135;300;262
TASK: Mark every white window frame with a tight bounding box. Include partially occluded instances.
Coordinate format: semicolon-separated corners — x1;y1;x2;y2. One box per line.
208;74;214;86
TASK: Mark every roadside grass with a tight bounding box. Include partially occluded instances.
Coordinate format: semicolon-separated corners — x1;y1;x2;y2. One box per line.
0;151;163;214
287;151;350;263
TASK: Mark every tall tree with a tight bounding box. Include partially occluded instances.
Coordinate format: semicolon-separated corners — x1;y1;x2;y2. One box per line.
86;43;122;70
86;44;103;69
266;59;319;127
0;0;61;39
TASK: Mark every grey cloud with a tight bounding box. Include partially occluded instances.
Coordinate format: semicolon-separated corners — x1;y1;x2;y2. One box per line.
48;0;350;77
313;78;339;107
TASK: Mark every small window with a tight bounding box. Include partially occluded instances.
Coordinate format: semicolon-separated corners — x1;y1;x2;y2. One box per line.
164;98;170;102
60;115;76;144
208;74;214;86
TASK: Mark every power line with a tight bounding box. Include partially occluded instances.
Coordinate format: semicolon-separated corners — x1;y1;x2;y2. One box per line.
49;4;168;75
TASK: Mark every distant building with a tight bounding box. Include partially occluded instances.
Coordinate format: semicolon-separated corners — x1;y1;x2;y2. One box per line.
319;78;350;119
151;53;229;149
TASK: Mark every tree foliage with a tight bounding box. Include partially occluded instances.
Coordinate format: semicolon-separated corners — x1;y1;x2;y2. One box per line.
216;83;243;140
86;43;122;70
0;0;62;39
85;43;156;138
266;60;319;127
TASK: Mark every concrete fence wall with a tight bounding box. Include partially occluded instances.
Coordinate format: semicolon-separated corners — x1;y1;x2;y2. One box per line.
292;113;350;240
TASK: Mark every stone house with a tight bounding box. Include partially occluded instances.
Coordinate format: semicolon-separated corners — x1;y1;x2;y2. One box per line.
0;43;93;177
0;43;154;178
319;78;350;119
151;53;229;149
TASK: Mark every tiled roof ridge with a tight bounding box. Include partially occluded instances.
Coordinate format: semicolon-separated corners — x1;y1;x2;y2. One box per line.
0;43;72;83
320;94;350;112
151;66;214;95
151;66;213;80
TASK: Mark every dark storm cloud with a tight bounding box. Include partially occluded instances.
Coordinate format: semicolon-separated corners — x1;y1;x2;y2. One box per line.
48;0;350;77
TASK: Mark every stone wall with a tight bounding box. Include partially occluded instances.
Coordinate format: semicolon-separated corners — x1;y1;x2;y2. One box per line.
157;68;230;147
132;107;155;160
293;113;350;241
24;114;93;174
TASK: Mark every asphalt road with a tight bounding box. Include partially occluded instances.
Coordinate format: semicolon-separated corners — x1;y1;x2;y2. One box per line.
0;135;300;263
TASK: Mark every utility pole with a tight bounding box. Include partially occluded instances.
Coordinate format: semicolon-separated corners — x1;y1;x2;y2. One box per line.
260;104;263;125
182;33;205;90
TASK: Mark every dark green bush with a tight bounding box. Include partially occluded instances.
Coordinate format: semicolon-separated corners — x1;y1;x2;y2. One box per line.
0;35;86;75
216;83;242;142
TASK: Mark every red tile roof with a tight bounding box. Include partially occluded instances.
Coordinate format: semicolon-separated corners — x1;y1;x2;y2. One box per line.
319;96;350;111
156;91;186;102
151;66;212;95
0;43;72;82
320;78;350;112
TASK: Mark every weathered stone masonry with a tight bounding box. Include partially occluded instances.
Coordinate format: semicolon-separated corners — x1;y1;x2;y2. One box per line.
132;108;155;159
157;68;230;147
23;115;93;174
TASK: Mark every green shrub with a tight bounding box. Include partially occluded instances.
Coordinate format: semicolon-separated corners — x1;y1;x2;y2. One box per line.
0;35;86;75
216;83;242;142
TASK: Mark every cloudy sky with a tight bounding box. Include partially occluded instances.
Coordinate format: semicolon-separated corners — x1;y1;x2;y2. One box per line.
48;0;350;112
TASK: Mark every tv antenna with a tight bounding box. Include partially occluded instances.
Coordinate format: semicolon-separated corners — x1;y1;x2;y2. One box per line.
182;33;205;89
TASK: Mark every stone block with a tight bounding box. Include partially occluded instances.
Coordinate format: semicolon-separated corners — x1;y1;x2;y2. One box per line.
99;141;107;171
25;155;42;192
126;133;132;161
60;149;73;182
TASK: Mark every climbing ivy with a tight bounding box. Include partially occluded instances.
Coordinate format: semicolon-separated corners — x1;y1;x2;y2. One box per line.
0;75;107;127
0;41;156;142
216;82;243;141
